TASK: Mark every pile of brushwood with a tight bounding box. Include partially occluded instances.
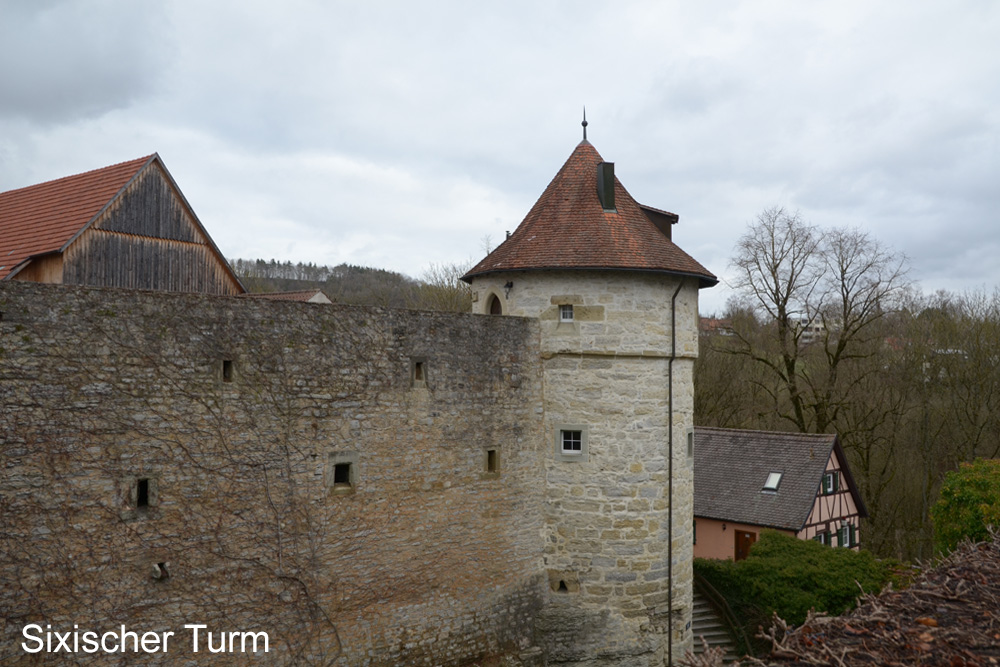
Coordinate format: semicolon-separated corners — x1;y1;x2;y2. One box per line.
683;531;1000;666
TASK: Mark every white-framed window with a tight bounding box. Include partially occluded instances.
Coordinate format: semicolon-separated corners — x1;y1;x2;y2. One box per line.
554;425;589;462
763;472;782;492
837;523;856;548
822;471;840;495
561;430;582;453
559;304;574;322
813;531;829;546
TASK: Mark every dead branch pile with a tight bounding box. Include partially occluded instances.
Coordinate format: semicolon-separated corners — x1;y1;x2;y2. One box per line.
741;532;1000;666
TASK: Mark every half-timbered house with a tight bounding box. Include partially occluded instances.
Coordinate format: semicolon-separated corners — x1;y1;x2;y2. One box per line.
0;155;244;295
693;427;868;560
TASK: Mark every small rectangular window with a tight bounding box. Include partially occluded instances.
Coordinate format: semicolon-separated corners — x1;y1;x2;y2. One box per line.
486;449;498;473
561;430;582;453
838;524;855;548
559;304;574;322
555;425;588;462
822;471;839;495
136;478;150;509
222;359;234;382
813;531;829;546
327;452;359;494
333;463;351;487
411;358;427;388
763;472;782;492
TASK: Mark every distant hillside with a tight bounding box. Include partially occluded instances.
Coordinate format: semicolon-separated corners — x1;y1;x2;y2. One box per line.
229;258;472;312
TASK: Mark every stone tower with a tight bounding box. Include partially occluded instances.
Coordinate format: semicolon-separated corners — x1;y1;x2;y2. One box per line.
464;134;716;665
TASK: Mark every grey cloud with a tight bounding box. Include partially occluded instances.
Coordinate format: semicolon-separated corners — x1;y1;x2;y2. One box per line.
0;1;169;123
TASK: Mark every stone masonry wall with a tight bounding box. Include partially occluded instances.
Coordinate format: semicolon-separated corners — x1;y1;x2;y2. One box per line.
472;271;700;665
0;281;546;665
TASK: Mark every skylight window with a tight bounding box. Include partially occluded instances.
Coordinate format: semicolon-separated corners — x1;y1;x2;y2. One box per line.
763;472;782;491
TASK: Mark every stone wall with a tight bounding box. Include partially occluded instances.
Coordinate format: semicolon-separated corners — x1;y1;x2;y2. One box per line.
471;271;700;665
0;281;546;665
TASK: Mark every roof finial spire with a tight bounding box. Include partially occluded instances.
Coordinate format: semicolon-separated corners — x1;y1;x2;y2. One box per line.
582;106;588;141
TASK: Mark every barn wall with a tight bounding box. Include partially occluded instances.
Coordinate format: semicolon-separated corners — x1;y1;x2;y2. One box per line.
60;165;243;295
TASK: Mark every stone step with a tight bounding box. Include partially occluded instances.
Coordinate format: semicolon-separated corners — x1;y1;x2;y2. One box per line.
691;589;741;664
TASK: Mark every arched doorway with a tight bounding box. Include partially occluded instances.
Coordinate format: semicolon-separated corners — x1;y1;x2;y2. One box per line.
488;294;503;315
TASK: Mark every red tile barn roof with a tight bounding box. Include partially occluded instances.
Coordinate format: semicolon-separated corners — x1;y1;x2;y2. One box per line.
0;156;154;279
463;140;716;286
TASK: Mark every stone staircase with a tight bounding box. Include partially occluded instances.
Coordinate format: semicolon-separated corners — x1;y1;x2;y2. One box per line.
691;588;741;664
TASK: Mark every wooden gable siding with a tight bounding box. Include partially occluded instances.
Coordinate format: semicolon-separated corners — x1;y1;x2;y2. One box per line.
60;164;242;295
93;162;200;242
11;253;63;284
63;231;240;294
796;448;861;548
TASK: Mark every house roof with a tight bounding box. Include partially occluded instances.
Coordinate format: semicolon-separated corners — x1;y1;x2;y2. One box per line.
694;427;868;531
0;155;154;279
241;290;332;304
462;140;717;287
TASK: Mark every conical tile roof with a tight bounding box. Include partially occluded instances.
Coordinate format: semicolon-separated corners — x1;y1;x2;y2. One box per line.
463;141;716;287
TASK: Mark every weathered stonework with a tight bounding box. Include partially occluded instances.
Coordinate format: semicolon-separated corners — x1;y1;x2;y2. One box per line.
472;271;700;665
0;281;546;665
0;266;702;665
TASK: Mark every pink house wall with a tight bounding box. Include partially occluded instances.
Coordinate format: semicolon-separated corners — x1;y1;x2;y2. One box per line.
693;517;794;560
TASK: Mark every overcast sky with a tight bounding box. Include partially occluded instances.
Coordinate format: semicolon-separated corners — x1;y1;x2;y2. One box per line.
1;0;997;314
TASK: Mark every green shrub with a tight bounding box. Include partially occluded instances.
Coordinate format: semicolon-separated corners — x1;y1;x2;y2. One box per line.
931;458;1000;554
695;530;896;652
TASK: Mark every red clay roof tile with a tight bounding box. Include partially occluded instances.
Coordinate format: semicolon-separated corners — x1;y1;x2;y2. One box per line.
0;156;153;278
463;141;716;286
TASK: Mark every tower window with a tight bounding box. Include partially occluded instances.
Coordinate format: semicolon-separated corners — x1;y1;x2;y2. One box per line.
222;359;234;382
561;430;582;453
559;304;574;322
554;425;589;462
487;449;498;473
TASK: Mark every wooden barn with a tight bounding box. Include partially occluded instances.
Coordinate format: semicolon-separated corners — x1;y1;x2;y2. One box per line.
693;427;868;560
0;155;244;295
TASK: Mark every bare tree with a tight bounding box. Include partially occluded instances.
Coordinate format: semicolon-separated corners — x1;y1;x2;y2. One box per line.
728;207;909;434
411;260;474;313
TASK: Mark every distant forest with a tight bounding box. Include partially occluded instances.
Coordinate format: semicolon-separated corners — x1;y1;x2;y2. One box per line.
229;258;472;312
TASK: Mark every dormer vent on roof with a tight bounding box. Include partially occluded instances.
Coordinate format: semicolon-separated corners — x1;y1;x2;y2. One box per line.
597;162;615;212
